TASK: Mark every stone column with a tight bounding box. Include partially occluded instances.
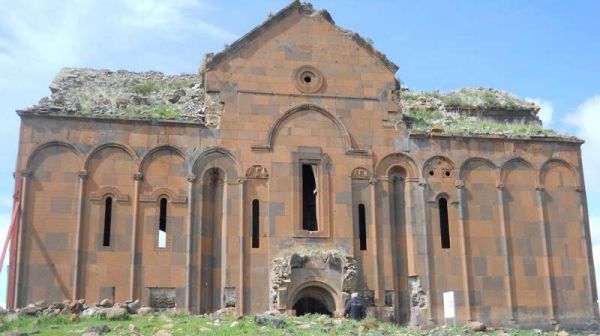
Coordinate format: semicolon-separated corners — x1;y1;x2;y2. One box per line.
14;170;31;308
129;172;143;300
185;174;196;311
496;183;516;324
368;177;381;305
220;180;231;308
535;185;557;324
455;179;472;322
418;179;434;325
73;170;88;300
238;178;246;315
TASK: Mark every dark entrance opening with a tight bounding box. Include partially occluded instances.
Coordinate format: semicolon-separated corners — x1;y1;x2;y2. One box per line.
293;297;332;316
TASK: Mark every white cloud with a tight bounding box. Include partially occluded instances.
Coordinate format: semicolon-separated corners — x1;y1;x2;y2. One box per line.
121;0;236;40
0;197;12;209
565;96;600;194
526;97;554;126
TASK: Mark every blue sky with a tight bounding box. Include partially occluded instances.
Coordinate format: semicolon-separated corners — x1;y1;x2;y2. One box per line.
0;0;598;307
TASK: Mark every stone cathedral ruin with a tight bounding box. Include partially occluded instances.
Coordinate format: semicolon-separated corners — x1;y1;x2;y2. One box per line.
7;0;598;329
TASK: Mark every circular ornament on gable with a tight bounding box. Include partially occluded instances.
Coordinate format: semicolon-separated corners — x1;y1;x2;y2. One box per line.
293;65;324;93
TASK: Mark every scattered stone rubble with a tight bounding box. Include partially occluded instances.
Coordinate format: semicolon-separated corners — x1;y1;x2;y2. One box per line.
0;298;151;321
0;302;593;336
21;68;208;123
396;87;540;115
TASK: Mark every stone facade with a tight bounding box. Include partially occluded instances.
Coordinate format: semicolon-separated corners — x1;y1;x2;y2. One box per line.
8;0;598;330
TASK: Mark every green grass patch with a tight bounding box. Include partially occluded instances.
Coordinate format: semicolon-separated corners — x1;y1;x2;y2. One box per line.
130;81;160;96
0;313;581;336
166;78;197;90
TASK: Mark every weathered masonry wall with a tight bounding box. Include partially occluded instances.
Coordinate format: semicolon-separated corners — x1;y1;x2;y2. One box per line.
11;114;597;328
9;0;598;330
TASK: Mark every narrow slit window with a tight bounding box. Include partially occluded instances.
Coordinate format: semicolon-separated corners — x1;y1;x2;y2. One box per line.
251;199;260;248
358;204;367;250
158;198;167;248
439;197;450;249
302;164;318;231
103;197;113;247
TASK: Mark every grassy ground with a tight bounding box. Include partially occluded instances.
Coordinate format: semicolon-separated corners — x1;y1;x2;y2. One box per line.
0;313;583;336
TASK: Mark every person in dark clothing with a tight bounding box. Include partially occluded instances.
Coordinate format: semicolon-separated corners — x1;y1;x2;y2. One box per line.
344;292;366;320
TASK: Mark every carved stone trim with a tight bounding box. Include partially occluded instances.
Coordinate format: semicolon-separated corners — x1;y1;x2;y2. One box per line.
21;170;33;178
90;186;130;203
245;165;269;179
139;188;187;204
78;170;88;180
351;167;371;180
134;172;143;181
293;65;325;94
455;179;465;189
186;174;197;183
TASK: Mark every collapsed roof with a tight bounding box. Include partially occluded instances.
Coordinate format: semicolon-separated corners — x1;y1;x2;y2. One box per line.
16;0;573;140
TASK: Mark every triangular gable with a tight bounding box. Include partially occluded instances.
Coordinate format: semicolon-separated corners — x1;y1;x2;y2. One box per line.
204;1;399;74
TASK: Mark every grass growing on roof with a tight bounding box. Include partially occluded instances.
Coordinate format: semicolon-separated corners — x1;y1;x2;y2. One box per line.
405;108;560;137
398;88;537;110
130;81;160;96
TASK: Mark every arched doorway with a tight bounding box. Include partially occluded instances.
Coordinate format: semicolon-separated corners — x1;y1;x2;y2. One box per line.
291;285;336;316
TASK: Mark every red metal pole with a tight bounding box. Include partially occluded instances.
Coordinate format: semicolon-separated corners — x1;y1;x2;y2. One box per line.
6;177;22;309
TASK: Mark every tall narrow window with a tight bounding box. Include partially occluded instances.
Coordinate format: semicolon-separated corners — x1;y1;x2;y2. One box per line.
103;197;113;247
439;197;450;249
251;199;260;248
158;198;167;248
358;204;367;250
302;164;318;231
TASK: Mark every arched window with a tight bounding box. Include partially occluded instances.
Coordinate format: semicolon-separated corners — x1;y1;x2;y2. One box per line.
439;197;450;249
252;199;260;248
302;164;318;231
103;197;113;247
158;197;167;248
358;204;367;250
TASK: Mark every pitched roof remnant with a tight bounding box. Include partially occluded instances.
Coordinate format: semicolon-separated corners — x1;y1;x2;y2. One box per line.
203;0;399;73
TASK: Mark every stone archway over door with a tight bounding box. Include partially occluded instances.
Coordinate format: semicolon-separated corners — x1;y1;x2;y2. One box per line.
291;285;336;316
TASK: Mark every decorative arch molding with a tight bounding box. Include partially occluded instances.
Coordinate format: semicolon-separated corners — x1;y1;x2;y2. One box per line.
422;155;456;180
139;187;187;204
84;142;139;170
350;167;371;180
251;104;368;156
499;157;535;184
539;157;582;190
458;157;499;181
427;191;456;204
26;141;83;170
375;152;418;180
90;186;130;203
139;145;189;174
192;147;240;181
245;165;269;179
